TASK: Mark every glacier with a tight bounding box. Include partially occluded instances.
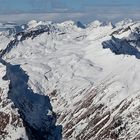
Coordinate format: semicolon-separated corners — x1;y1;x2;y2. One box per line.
0;19;140;139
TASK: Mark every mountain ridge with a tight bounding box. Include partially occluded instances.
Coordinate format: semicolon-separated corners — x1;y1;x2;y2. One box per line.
0;19;140;139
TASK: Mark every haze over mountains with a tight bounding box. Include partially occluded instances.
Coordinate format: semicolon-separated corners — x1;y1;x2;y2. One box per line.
0;0;140;23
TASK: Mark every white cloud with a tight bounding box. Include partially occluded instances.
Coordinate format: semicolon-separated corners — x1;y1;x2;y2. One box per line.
0;13;85;23
0;7;139;24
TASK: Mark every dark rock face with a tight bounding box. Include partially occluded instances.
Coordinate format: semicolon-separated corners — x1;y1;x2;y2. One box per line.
76;21;86;29
0;64;62;139
5;63;58;140
0;72;26;140
0;25;62;140
103;26;140;59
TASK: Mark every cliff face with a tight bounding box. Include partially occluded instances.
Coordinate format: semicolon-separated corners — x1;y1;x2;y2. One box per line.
0;20;140;139
0;63;28;140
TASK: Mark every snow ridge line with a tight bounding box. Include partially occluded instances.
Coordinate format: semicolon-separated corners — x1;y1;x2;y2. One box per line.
0;27;50;58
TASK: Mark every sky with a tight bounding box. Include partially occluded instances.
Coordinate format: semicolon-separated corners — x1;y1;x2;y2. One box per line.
0;0;140;23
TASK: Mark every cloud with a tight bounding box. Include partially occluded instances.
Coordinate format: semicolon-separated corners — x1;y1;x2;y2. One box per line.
0;12;85;23
0;8;139;24
0;1;139;23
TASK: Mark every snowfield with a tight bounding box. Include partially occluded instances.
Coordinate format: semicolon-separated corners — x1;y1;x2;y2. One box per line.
0;19;140;139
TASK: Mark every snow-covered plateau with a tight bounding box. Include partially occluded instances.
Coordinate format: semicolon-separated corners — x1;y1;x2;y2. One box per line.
0;19;140;140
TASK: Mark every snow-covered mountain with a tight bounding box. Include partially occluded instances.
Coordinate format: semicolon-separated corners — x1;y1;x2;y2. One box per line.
0;19;140;140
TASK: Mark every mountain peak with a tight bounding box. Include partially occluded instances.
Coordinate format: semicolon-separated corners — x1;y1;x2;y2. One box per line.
0;19;140;139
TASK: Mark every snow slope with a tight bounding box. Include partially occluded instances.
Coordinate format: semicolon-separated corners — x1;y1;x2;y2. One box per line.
0;19;140;139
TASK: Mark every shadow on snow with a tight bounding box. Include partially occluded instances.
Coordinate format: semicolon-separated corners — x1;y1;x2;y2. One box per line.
102;35;140;59
1;59;62;140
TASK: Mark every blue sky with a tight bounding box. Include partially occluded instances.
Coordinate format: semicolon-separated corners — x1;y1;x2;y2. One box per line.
0;0;139;22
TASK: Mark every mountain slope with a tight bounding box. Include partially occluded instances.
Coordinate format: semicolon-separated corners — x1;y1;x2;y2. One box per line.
0;20;140;139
